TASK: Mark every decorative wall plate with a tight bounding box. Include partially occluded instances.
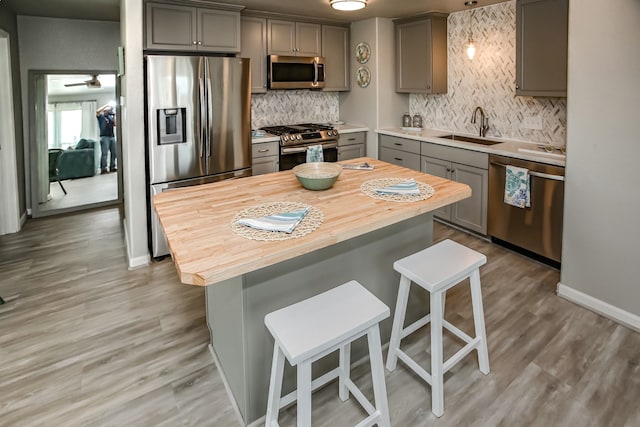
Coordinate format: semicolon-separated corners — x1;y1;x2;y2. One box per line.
356;66;371;88
355;42;371;64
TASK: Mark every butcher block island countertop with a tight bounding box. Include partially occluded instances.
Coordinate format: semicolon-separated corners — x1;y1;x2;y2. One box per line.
153;157;471;287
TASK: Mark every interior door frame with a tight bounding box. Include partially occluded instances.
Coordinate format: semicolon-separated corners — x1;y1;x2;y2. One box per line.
29;69;123;218
0;30;21;235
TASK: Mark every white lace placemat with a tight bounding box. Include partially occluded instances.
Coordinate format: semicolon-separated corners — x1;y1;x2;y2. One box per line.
231;201;323;241
361;178;435;203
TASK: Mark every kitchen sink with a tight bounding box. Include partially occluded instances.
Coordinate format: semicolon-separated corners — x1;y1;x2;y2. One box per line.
438;134;502;146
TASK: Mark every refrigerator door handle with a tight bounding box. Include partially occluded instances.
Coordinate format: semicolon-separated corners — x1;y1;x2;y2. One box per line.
198;60;207;159
205;60;213;158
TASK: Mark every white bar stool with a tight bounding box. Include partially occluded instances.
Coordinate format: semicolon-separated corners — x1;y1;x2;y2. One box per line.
264;280;391;427
385;239;490;417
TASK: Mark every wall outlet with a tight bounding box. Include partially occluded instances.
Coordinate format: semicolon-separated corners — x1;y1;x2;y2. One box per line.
522;115;543;130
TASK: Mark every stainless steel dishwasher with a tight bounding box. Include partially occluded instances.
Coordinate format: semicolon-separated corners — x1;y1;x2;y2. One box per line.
488;154;565;264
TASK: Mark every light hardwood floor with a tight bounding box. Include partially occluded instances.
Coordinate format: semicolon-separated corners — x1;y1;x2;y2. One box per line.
1;208;638;426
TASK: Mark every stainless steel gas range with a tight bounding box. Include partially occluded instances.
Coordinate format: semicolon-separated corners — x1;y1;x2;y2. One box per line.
260;123;340;171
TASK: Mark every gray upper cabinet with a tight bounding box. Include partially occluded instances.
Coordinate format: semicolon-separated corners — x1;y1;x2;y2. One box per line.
268;20;321;56
395;15;447;94
515;0;568;97
241;16;268;93
145;2;241;53
322;25;350;91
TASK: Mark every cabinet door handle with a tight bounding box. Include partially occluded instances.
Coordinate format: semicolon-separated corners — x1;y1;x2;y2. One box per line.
427;85;431;90
516;84;520;89
198;41;202;45
192;41;197;45
394;157;403;161
258;149;270;153
348;138;356;141
394;143;403;146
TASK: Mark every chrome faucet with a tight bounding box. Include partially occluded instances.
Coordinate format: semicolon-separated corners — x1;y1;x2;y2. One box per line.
471;106;489;137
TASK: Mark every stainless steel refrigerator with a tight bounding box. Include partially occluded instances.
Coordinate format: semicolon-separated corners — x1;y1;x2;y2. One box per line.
146;55;251;257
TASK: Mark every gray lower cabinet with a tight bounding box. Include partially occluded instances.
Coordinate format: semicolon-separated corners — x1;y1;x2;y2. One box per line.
322;25;350;92
378;135;421;171
241;16;268;93
145;2;241;52
268;20;321;56
421;142;488;235
252;141;279;175
516;0;568;96
338;132;365;161
394;14;448;94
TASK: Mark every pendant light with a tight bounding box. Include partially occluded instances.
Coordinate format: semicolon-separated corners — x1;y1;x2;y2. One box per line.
330;0;367;11
465;1;478;60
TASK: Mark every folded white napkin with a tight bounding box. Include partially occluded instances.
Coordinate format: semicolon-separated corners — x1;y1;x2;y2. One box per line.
504;165;530;208
236;207;310;233
306;145;324;163
375;179;420;195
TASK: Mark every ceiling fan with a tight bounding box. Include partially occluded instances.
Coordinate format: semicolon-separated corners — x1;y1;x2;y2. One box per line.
64;74;102;89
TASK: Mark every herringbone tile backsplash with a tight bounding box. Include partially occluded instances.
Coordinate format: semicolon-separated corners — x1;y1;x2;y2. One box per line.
251;91;339;129
410;1;566;144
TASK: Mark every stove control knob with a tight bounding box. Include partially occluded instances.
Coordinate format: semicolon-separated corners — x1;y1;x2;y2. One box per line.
283;135;289;142
297;135;302;140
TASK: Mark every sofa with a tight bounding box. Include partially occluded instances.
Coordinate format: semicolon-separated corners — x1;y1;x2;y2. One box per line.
57;138;97;180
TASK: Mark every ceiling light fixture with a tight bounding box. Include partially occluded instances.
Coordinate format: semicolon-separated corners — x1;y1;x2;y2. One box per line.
464;1;478;60
330;0;367;11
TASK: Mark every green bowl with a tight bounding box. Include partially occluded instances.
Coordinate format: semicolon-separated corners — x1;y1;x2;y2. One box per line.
292;162;342;191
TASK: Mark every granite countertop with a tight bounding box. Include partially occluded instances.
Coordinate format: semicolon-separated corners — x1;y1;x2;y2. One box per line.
252;123;369;144
376;127;566;167
153;157;469;286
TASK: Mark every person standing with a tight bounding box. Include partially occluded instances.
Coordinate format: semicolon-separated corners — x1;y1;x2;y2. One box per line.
96;104;117;174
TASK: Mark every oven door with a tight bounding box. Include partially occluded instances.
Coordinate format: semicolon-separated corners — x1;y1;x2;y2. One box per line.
280;141;338;171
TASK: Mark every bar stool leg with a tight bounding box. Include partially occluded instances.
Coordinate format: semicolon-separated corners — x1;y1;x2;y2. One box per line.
367;325;391;427
386;275;411;371
470;269;490;375
430;290;445;418
338;342;351;401
297;360;313;427
265;344;285;427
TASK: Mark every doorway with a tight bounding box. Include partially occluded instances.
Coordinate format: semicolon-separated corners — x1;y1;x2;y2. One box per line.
29;70;123;217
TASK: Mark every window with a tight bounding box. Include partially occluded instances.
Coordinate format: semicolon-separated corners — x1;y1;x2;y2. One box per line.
47;106;83;149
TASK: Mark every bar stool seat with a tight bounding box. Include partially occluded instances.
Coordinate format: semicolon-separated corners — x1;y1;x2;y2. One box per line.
265;280;391;427
386;239;490;417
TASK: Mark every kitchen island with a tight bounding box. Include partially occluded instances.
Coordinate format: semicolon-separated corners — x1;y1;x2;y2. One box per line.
153;158;470;425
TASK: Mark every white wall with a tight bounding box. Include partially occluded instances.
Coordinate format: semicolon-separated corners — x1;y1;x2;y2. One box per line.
121;0;149;268
559;0;640;324
339;18;408;157
17;16;120;210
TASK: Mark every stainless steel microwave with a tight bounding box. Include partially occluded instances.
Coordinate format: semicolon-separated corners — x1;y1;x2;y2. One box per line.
268;55;325;89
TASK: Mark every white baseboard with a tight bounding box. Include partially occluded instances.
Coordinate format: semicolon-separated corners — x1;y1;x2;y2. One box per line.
557;283;640;332
123;218;150;269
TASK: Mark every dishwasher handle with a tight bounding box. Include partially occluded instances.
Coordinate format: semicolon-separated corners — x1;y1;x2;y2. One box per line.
490;160;565;182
